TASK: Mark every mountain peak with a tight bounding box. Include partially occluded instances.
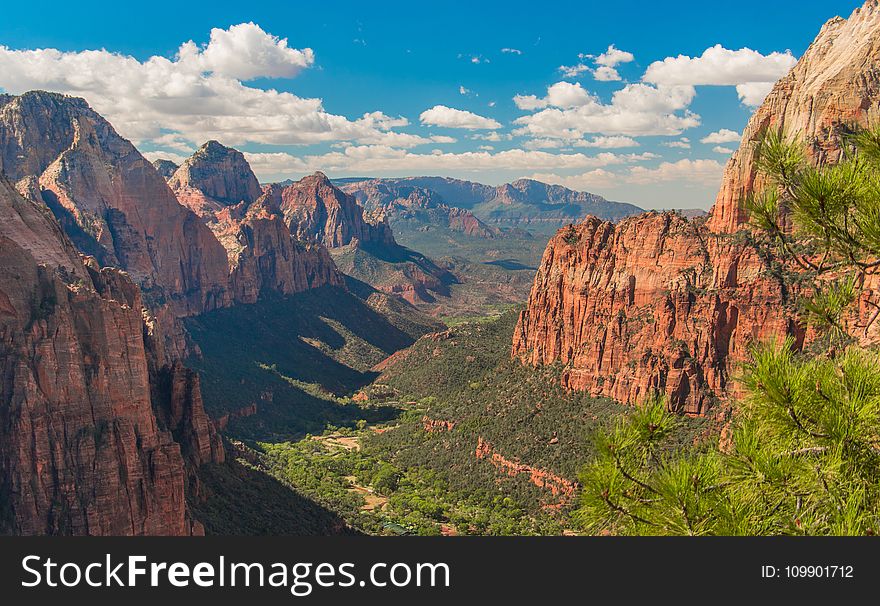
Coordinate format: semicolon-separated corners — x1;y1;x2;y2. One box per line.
170;141;262;205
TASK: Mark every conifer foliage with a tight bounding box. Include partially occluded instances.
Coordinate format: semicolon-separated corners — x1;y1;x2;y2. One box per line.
576;127;880;535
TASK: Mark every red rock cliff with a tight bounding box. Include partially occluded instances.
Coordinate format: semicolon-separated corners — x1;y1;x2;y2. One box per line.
513;2;880;413
168;144;345;302
268;173;396;248
0;91;231;317
0;177;221;535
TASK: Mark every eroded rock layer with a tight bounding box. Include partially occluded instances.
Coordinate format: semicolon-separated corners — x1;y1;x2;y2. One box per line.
513;2;880;413
0;178;221;535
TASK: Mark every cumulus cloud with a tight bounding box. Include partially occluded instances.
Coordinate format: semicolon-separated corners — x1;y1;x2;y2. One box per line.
559;63;590;79
662;138;691;149
192;23;314;80
580;136;639;148
501;48;523;55
527;159;724;197
701;128;741;144
459;85;472;95
514;81;699;138
713;146;734;154
244;147;657;179
593;66;623;81
589;45;635;81
469;131;510;142
735;82;776;106
0;23;424;149
595;45;635;69
523;136;642;150
527;169;620;190
419;105;502;129
643;45;796;106
627;158;725;185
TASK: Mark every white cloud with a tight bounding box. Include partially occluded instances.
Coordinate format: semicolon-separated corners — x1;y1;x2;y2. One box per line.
513;94;548;111
142;150;190;165
643;44;796;106
514;81;699;138
501;48;523;55
735;82;775;106
662;138;691;149
469;131;510;142
478;145;494;150
527;169;620;190
595;45;635;69
589;45;635;81
713;146;734;154
627;158;725;185
193;23;314;80
419;105;502;129
459;85;472;95
524;135;642;150
0;24;426;149
530;159;724;197
244;147;657;179
559;63;590;79
593;66;622;81
580;136;639;148
701;128;741;144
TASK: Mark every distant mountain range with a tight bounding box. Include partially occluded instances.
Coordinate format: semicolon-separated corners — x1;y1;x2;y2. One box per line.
338;176;644;232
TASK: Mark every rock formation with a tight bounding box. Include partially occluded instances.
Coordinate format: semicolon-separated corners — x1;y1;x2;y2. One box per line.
513;1;880;414
0;177;221;535
709;0;880;233
152;159;180;180
169;140;263;216
0;91;231;317
168;144;345;303
263;172;396;248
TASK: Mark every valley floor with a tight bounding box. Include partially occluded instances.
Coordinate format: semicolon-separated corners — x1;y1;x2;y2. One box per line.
191;303;713;535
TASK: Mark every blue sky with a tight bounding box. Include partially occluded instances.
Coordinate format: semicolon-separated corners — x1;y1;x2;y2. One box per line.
0;0;865;209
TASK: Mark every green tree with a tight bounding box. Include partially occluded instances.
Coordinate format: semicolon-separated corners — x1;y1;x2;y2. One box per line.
576;126;880;536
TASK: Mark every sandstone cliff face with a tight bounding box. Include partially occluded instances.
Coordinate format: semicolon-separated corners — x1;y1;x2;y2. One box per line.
513;2;880;413
168;141;263;216
512;215;801;413
709;0;880;233
0;92;231;317
268;173;396;248
168;146;345;303
0;178;221;535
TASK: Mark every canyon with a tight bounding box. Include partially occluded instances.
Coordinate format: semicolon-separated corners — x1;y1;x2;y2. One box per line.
1;0;875;536
513;0;880;413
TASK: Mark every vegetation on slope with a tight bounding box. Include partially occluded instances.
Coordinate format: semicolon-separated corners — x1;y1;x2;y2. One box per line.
246;309;709;535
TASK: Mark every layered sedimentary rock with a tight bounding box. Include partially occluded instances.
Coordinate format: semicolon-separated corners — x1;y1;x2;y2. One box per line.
0;177;221;535
168;144;345;302
266;173;396;248
513;2;880;413
709;0;880;233
0;91;231;316
169;141;263;216
512;215;801;413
